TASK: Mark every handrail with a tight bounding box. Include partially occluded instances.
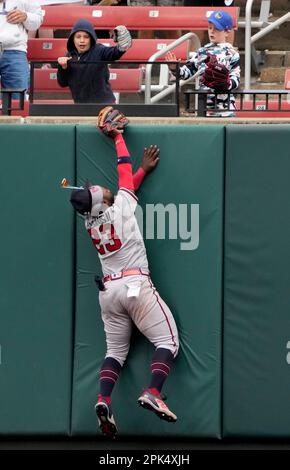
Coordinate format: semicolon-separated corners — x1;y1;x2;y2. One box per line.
183;89;290;116
251;11;290;43
150;71;201;105
239;0;271;28
245;0;290;91
144;32;199;104
245;0;255;91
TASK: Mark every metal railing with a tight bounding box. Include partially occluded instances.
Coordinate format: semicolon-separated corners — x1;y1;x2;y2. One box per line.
183;89;290;116
244;0;290;91
145;0;289;103
144;32;200;104
28;60;182;117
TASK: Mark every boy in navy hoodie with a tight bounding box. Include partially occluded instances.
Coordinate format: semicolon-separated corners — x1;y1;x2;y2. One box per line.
57;19;132;103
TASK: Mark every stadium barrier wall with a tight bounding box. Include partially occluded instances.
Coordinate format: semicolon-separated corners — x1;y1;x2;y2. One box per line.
223;125;290;437
1;123;290;437
0;125;75;434
71;125;224;437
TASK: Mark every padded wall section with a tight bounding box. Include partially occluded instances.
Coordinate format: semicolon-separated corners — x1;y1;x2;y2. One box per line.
0;125;75;434
72;125;224;437
223;125;290;437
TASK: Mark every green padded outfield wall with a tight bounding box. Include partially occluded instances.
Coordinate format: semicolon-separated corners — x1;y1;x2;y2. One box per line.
0;125;75;434
223;125;290;437
71;125;224;437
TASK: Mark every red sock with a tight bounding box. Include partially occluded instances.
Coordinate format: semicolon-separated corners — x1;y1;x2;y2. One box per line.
98;394;111;405
148;388;160;396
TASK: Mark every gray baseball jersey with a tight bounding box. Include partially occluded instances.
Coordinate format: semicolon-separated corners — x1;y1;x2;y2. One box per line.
84;188;179;366
85;188;148;276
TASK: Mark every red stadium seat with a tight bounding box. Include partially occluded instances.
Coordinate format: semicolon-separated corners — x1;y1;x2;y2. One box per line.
0;100;76;117
40;5;239;30
32;68;142;94
0;99;29;116
235;99;290;118
284;69;290;90
28;38;189;63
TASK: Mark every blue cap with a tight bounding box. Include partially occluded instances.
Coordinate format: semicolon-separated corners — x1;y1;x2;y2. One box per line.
208;10;233;31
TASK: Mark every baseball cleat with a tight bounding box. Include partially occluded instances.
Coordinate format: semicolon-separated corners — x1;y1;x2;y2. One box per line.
138;389;177;423
95;395;117;439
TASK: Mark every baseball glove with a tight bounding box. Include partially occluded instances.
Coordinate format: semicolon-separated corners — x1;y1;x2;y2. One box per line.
201;55;231;92
97;106;129;138
110;25;132;52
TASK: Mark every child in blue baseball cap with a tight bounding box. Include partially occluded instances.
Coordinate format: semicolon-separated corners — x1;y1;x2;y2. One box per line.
166;9;240;117
208;10;233;31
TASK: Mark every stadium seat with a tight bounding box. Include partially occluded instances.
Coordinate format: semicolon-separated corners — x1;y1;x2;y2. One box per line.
235;99;290;118
28;38;190;102
28;38;189;63
40;5;239;31
0;99;76;117
32;68;142;94
0;99;28;116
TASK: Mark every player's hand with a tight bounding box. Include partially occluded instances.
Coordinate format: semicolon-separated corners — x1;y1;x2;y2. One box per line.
7;9;27;24
57;57;72;69
141;145;160;174
165;51;180;72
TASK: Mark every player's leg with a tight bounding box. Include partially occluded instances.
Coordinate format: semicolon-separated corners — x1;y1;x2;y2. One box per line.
126;276;179;422
138;347;178;422
95;355;121;440
96;288;133;438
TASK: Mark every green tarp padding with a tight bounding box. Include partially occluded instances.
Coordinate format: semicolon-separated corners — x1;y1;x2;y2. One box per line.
223;125;290;437
71;125;224;437
0;125;75;434
3;122;290;438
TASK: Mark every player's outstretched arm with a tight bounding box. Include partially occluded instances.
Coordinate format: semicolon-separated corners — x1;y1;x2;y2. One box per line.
133;145;160;191
97;106;134;191
114;134;134;191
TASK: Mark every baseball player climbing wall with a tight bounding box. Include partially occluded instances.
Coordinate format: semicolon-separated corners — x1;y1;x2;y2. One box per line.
69;109;179;438
71;124;224;437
